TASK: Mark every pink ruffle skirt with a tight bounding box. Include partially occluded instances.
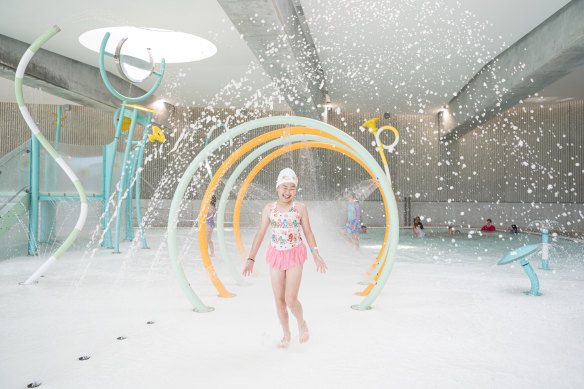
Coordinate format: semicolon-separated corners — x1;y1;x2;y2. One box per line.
266;242;307;270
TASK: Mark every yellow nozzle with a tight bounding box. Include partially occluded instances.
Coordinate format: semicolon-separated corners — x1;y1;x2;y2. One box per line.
148;126;165;143
361;118;380;133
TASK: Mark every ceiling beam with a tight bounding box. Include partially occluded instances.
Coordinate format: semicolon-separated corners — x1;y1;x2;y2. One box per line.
441;0;584;141
0;33;172;120
217;0;327;119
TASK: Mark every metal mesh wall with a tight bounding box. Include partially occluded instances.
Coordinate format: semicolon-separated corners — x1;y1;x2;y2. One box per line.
1;100;583;204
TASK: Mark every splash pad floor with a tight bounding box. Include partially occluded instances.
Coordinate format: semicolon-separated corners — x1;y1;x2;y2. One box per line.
1;227;584;388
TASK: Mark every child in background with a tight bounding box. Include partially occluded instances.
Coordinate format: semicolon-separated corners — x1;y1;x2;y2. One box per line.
340;193;362;249
206;195;217;256
413;216;425;238
242;168;327;348
507;224;519;234
448;225;460;235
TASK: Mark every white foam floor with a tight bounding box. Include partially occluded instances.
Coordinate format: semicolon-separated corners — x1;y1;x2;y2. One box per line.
1;227;584;389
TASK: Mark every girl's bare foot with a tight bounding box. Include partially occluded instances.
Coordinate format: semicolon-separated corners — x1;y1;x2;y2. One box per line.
299;321;309;344
277;333;291;349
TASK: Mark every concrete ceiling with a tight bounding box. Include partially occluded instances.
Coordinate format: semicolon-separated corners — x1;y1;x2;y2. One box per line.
0;0;579;115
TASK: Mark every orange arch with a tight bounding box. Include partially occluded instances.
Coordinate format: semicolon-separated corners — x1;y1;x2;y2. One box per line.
231;140;391;295
197;127;346;297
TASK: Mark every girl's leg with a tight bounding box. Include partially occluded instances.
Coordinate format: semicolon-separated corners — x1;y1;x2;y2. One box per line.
284;265;309;343
340;229;353;246
352;233;360;250
206;226;214;256
269;267;291;346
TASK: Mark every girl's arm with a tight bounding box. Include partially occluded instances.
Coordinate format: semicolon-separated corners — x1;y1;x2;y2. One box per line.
242;203;271;276
299;203;327;274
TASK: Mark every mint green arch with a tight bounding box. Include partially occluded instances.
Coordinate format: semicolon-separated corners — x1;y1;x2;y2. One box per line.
215;134;357;286
167;116;399;312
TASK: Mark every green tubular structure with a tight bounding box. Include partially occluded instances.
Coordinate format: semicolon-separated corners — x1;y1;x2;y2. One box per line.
167;116;399;312
15;26;88;284
215;134;351;286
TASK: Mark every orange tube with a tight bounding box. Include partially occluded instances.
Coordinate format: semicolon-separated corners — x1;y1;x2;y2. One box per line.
231;141;391;295
197;127;341;297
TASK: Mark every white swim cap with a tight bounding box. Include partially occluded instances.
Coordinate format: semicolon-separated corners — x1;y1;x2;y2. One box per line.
276;168;298;189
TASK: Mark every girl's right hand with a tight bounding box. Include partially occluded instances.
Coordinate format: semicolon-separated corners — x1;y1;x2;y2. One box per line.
313;253;327;274
242;259;254;277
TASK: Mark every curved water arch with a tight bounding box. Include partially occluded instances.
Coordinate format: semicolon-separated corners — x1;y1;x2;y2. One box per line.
213;134;388;288
222;138;390;297
195;127;340;298
198;129;386;297
167;116;398;312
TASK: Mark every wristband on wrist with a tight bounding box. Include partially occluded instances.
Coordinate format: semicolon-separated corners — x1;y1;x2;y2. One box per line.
247;257;255;262
310;246;318;253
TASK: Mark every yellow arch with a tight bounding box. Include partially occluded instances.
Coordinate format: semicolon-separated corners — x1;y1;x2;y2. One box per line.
231;140;391;295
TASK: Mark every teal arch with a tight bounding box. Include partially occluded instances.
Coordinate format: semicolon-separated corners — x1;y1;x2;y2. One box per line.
167;116;399;312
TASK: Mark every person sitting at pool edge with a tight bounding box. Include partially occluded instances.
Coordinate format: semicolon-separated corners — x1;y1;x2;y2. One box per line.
507;224;519;234
481;218;496;232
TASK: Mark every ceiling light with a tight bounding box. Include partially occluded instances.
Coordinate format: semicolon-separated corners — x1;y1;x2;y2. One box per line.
79;27;217;64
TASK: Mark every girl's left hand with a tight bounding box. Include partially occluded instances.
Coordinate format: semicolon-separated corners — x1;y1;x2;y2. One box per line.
313;253;327;274
242;259;254;277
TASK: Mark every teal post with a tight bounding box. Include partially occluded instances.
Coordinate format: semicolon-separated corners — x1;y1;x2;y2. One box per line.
541;229;550;270
123;147;138;241
113;108;139;253
101;142;115;248
134;134;149;249
520;258;540;296
28;136;40;255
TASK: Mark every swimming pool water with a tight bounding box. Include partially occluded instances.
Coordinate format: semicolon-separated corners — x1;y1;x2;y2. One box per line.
359;227;584;271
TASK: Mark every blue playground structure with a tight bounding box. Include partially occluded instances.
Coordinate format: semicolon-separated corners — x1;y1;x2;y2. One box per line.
0;26;167;283
27;31;166;256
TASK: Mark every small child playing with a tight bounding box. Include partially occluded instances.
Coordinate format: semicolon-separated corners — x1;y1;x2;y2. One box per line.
507;224;519;234
413;216;425;238
340;192;361;249
242;168;327;348
448;225;460;235
206;195;217;256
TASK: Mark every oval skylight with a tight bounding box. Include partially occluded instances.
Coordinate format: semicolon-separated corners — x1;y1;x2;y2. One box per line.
79;27;217;64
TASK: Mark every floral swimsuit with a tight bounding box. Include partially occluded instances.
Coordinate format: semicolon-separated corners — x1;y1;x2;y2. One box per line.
269;201;303;250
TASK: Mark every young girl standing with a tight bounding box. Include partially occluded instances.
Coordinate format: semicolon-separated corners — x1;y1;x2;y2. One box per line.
206;195;217;256
242;168;327;348
340;192;361;250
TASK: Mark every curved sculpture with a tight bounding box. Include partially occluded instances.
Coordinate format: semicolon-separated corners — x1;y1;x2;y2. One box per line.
167;116;399;312
15;26;88;284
